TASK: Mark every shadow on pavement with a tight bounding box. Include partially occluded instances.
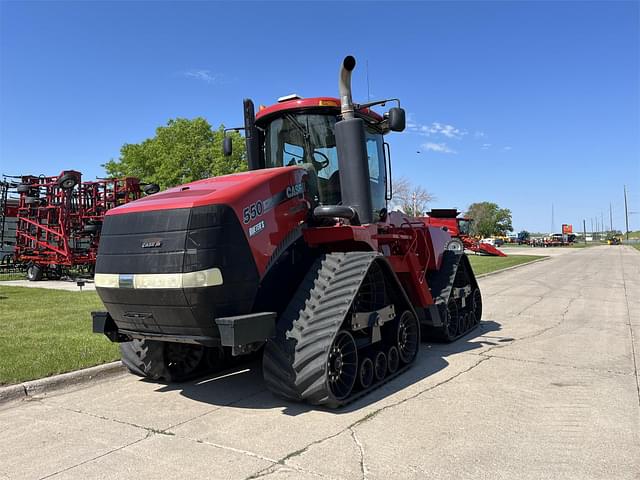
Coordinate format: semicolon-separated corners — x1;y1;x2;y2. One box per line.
154;320;502;416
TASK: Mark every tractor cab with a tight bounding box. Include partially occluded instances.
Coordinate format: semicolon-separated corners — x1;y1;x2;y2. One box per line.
225;57;405;225
253;97;389;220
457;217;471;236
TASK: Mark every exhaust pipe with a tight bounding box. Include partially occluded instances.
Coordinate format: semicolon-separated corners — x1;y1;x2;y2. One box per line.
334;55;373;224
339;55;357;120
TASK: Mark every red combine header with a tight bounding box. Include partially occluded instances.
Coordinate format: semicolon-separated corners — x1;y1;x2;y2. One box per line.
422;209;507;257
3;171;158;280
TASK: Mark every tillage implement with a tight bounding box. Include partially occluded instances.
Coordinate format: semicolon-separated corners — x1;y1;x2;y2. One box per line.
92;56;482;407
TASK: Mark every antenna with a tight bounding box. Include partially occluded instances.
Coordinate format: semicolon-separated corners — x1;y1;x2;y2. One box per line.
366;60;370;102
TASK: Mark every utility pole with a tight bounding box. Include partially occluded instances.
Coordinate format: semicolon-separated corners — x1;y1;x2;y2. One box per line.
583;219;587;245
601;211;605;235
609;203;613;232
624;185;630;240
591;218;594;235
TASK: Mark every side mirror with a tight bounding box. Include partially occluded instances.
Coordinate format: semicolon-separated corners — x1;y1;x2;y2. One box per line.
223;136;233;156
388;107;406;132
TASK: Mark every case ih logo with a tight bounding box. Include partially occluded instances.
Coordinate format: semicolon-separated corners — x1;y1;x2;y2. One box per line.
141;240;162;248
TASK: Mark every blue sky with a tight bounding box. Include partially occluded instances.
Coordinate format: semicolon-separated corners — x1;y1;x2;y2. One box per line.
1;1;638;233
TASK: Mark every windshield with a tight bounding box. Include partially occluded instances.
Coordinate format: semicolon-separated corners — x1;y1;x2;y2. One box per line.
263;112;387;219
458;219;471;235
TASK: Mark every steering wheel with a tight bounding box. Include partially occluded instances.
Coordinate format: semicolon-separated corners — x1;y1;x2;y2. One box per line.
312;150;330;171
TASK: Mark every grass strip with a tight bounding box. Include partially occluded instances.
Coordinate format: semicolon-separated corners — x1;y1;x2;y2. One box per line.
468;254;545;276
0;286;118;385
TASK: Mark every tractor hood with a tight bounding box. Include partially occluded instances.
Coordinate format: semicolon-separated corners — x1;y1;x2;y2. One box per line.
107;166;305;216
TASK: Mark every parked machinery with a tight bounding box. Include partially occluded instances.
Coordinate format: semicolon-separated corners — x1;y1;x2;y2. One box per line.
92;56;482;407
11;171;158;280
0;179;18;269
422;209;507;257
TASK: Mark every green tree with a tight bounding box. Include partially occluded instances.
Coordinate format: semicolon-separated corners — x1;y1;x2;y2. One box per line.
104;117;246;189
466;202;513;237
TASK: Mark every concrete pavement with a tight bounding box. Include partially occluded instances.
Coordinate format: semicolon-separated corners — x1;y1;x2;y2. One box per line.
1;245;638;479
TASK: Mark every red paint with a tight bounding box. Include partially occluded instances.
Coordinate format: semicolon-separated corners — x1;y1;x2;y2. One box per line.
14;172;143;267
421;210;507;257
109;166;310;275
255;97;383;124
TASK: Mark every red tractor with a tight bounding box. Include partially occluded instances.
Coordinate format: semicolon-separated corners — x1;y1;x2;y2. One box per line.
422;209;507;257
93;56;482;407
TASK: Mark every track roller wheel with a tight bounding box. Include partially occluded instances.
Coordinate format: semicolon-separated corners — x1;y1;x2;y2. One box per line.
358;357;374;389
472;288;482;322
462;312;471;333
374;351;387;381
444;298;460;341
387;346;400;374
327;330;358;401
397;310;420;363
468;311;478;328
165;343;205;382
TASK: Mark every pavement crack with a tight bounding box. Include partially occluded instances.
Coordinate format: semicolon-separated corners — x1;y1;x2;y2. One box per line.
350;427;368;479
58;406;174;436
266;355;491;477
484;295;579;357
474;352;634;376
39;432;151;479
620;248;640;407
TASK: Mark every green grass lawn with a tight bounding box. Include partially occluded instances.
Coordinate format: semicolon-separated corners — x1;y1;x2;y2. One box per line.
0;286;118;385
632;244;640;252
467;254;545;275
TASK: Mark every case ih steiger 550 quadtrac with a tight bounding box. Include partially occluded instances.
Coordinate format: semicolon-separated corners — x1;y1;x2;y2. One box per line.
93;56;482;407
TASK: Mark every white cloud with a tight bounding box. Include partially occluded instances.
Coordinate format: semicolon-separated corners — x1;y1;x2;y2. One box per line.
183;70;223;84
474;131;487;139
407;120;467;139
481;143;492;149
422;142;457;154
503;146;513;151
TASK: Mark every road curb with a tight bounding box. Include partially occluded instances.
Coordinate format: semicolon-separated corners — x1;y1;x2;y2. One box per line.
476;255;551;279
0;361;125;407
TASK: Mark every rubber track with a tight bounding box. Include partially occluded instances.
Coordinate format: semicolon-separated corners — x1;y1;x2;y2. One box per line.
263;252;380;407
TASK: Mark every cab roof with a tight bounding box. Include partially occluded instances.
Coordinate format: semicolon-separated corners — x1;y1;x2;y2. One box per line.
255;96;384;125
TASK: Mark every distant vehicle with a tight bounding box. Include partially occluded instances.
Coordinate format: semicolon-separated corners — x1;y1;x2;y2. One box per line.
480;238;496;246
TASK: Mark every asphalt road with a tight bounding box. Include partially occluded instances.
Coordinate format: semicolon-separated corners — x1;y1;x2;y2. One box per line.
1;246;638;480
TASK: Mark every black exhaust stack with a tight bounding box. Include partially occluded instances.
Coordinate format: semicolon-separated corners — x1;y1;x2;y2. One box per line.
334;56;373;225
243;99;262;171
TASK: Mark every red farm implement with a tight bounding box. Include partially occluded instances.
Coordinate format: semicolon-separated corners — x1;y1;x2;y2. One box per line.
421;209;507;257
10;170;157;280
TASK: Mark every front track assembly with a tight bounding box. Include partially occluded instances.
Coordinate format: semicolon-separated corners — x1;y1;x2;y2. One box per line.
263;252;420;408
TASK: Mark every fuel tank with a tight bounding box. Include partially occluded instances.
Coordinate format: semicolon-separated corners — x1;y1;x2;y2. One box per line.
94;166;310;339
